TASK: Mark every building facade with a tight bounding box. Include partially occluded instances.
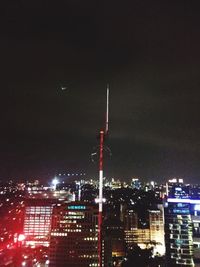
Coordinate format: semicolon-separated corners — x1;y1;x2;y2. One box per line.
164;198;200;266
49;202;98;267
165;199;193;266
23;199;54;247
123;205;165;256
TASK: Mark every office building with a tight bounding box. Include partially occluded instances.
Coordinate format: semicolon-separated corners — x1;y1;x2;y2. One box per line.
23;199;55;247
123;205;165;256
165;198;194;266
49;202;98;267
165;182;200;266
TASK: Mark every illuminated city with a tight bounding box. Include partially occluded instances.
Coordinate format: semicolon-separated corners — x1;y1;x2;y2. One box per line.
0;178;200;266
1;1;200;267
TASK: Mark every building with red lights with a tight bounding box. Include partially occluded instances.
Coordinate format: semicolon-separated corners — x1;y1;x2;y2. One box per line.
23;199;55;247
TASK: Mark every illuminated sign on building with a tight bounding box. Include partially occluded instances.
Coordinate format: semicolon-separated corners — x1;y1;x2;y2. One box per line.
68;205;86;210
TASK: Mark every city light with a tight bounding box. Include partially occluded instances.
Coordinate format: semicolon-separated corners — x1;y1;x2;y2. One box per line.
18;234;25;242
52;177;59;190
194;204;200;211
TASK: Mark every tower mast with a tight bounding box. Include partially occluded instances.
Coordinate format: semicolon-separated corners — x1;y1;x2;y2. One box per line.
98;85;109;267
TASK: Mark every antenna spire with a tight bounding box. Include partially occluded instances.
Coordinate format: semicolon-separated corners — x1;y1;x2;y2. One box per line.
105;84;109;134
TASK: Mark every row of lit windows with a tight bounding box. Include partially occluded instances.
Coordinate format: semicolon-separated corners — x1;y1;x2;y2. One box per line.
24;229;49;232
80;255;98;258
51;233;68;236
25;219;52;223
26;211;52;214
60;220;77;224
25;215;51;218
24;231;49;235
24;229;50;233
26;211;52;215
26;206;52;210
24;223;50;227
25;232;48;236
25;217;51;220
24;220;51;223
64;211;85;217
24;225;51;228
24;227;50;231
26;209;52;212
62;215;84;219
54;229;82;233
26;208;52;211
84;237;98;241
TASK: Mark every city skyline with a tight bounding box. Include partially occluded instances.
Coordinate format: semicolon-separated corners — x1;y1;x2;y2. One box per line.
0;171;200;266
1;1;200;182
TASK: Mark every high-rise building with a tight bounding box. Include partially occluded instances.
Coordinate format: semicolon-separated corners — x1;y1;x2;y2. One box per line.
149;205;165;255
164;182;200;266
166;178;188;197
23;199;55;247
123;205;165;256
49;202;98;267
165;198;196;266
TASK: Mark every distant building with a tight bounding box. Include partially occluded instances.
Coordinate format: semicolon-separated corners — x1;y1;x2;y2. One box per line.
123;205;165;256
49;202;98;267
166;178;188;197
110;178;122;189
131;178;141;190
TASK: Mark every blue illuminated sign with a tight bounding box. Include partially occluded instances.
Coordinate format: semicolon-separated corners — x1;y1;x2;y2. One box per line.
172;209;189;214
68;205;86;210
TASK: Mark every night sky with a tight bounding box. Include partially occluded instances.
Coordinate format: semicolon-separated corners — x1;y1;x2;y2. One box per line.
1;1;200;183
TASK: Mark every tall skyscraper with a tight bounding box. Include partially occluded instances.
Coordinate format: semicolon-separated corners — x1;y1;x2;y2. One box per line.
165;198;194;266
165;182;200;266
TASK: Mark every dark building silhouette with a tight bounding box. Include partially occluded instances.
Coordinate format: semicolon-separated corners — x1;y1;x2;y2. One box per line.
103;215;125;267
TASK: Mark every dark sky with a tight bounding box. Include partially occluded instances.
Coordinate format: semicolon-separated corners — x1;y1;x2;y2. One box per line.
0;0;200;183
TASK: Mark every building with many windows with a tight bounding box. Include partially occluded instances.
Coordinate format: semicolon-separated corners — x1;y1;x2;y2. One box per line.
165;198;194;266
123;205;165;256
49;202;98;267
165;182;200;266
23;199;55;247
